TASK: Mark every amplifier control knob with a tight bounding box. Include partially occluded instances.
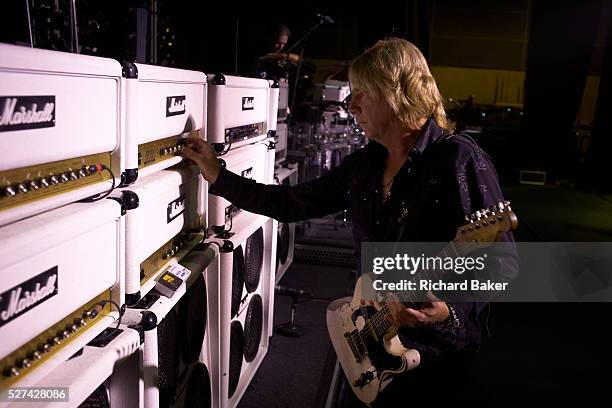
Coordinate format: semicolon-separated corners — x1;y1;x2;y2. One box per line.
50;175;60;185
69;171;78;181
17;358;31;369
38;343;51;353
17;183;28;193
50;336;61;346
29;180;39;190
4;366;20;377
4;185;16;197
28;351;43;360
74;318;86;327
78;169;87;178
39;178;50;188
60;174;69;183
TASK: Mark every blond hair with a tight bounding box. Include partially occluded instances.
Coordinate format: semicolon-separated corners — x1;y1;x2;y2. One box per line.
349;37;454;132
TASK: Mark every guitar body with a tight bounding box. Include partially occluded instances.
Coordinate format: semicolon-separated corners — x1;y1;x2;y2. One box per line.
326;275;421;405
326;201;518;404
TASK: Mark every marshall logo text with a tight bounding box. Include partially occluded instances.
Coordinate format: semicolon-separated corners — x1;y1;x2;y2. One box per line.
166;96;186;117
0;266;59;328
167;194;186;223
0;96;56;132
242;97;254;111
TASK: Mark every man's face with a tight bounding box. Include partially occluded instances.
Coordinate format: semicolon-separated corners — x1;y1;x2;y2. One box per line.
348;89;396;143
272;34;288;52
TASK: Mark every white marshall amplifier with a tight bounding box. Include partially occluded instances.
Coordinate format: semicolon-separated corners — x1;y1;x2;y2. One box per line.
123;245;219;408
274;122;288;164
274;166;298;283
0;199;124;391
122;62;207;185
12;326;142;407
114;165;207;305
209;142;273;234
205;212;277;408
206;74;279;152
0;43;124;227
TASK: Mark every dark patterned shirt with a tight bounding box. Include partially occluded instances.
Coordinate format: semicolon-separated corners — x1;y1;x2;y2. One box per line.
210;118;519;362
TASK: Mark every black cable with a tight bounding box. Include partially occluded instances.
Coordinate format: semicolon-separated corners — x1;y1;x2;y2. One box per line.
216;140;233;156
85;299;126;345
79;165;116;202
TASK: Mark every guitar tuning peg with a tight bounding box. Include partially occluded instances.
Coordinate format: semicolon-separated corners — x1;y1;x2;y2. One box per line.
488;204;497;213
474;210;482;220
497;202;505;211
465;214;473;223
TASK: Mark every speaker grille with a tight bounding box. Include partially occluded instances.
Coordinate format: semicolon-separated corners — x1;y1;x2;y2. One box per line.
279;222;290;265
244;227;264;292
184;362;212;408
232;247;245;318
157;310;179;408
243;294;263;363
179;273;207;364
228;321;244;398
79;384;109;408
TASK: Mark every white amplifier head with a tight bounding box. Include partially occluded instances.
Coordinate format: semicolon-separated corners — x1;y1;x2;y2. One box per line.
322;79;351;103
206;74;278;153
0;43;124;227
209;142;272;234
113;164;207;305
22;326;142;407
205;212;277;408
122;62;207;184
0;199;125;389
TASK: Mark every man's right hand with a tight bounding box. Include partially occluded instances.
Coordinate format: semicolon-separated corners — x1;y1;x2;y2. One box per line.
181;137;221;184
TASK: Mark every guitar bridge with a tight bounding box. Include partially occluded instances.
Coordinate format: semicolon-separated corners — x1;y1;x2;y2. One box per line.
344;331;366;362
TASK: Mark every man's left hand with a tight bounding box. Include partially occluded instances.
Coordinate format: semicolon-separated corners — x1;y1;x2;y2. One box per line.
387;292;450;328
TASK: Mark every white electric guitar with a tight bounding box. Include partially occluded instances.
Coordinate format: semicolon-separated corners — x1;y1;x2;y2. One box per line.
326;201;518;405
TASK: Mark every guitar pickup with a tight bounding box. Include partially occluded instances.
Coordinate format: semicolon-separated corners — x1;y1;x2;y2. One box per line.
353;368;377;388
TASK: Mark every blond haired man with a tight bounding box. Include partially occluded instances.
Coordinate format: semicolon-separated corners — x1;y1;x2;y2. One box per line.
184;37;517;405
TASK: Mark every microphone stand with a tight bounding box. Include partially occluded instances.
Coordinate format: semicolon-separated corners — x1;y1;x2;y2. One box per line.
285;18;326;129
274;292;305;337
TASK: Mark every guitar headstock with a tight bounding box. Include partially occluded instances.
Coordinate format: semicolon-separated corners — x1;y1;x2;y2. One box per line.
453;201;518;253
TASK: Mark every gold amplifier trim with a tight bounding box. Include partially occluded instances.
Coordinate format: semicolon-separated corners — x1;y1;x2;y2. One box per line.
140;230;204;285
0;292;112;388
0;153;112;211
138;130;200;170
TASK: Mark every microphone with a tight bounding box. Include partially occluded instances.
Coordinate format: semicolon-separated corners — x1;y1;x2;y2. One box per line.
316;13;335;24
275;284;312;297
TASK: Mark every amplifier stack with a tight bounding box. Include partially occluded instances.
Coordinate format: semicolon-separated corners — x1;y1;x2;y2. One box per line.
1;43;282;408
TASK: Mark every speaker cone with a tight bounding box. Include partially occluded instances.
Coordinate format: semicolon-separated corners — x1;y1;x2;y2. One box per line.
243;294;263;362
158;310;179;407
232;247;245;318
184;362;212;408
244;227;264;292
228;321;244;398
279;222;290;264
79;384;109;408
179;273;207;363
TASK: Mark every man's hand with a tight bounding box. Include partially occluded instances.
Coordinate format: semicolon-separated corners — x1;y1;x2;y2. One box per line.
181;137;221;184
387;292;449;328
